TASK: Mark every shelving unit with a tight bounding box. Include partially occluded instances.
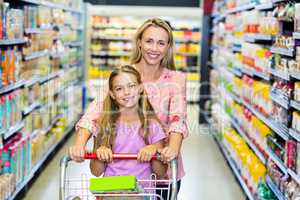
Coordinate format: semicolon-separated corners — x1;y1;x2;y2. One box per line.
204;0;300;199
7;120;77;200
0;0;86;199
266;175;287;200
209;126;256;200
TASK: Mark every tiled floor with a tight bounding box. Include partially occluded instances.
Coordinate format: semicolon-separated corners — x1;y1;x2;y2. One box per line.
21;105;245;200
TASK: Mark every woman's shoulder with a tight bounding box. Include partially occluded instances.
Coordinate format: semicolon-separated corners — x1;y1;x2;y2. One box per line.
162;68;186;83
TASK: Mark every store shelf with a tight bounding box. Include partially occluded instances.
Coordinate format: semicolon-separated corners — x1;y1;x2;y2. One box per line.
176;52;199;57
24;50;49;61
175;38;200;43
25;28;43;34
241;68;270;81
0;80;25;95
266;146;288;174
289;128;300;143
290;70;300;80
288;169;300;186
212;14;226;24
23;102;41;116
270;47;294;57
0;38;26;46
255;2;274;10
41;114;63;134
2;121;25;140
232;45;242;52
91;36;131;41
266;175;287;200
244;34;273;43
293;32;300;40
18;0;83;14
269;68;290;81
231;118;266;164
228;67;242;77
270;90;289;110
291;100;300;112
91;51;131;57
226;3;256;14
213;135;256;200
39;71;62;84
65;41;83;47
25;77;41;87
7;120;75;200
237;95;289;141
272;0;287;3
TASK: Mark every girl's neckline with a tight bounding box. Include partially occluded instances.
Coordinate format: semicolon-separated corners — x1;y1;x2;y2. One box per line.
133;64;166;83
116;120;141;127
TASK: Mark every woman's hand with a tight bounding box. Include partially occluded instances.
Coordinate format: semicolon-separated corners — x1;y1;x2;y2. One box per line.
159;146;179;163
137;145;157;162
96;146;113;163
69;145;85;162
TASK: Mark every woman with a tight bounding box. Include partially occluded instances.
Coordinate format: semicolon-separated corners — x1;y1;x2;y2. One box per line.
69;18;188;199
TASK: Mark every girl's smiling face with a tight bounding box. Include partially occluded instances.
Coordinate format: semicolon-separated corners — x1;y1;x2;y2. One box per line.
139;26;169;67
109;72;143;109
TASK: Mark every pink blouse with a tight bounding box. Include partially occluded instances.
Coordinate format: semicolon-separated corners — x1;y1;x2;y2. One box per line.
76;68;188;179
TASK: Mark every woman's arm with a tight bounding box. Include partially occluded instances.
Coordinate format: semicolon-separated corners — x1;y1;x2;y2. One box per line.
151;141;168;178
161;72;188;162
69;128;92;162
69;92;106;162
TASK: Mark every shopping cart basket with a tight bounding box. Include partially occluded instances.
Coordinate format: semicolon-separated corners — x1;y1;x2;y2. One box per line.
59;153;178;200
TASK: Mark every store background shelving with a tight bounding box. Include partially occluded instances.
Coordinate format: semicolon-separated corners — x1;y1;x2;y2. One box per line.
84;5;202;103
204;0;300;199
0;0;85;199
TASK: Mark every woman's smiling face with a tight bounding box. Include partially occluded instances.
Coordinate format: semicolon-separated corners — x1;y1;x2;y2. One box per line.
139;25;169;67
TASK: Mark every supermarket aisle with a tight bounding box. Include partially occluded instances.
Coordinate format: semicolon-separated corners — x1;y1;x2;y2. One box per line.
21;105;244;200
178;106;244;200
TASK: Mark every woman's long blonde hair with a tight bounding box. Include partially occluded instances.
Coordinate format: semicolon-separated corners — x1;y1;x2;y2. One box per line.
94;65;159;150
131;18;176;70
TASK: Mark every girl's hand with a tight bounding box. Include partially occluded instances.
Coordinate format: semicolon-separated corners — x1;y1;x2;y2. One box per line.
159;146;178;163
96;146;113;163
69;145;85;162
137;145;157;162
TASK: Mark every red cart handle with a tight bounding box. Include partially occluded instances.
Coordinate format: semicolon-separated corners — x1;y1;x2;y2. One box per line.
84;152;161;161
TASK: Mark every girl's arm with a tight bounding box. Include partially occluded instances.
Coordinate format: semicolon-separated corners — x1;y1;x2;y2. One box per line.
137;140;167;178
90;159;106;177
90;141;113;176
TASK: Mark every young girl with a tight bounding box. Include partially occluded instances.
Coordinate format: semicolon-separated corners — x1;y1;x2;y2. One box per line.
90;65;167;187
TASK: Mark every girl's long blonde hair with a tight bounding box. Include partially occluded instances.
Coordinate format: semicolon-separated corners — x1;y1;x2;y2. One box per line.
131;18;176;70
94;65;159;150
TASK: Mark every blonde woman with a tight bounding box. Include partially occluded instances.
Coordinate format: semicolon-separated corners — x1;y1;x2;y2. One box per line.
70;18;188;199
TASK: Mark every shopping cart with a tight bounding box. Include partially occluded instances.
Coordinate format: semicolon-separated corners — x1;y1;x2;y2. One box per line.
59;153;178;200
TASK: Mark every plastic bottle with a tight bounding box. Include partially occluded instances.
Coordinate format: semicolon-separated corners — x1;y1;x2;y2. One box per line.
8;48;15;84
1;50;8;86
5;94;11;129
